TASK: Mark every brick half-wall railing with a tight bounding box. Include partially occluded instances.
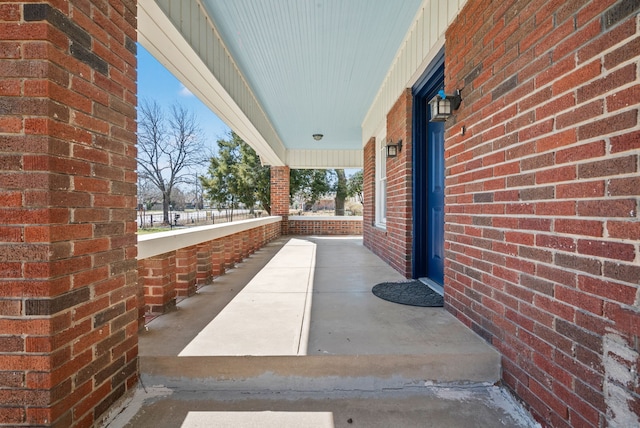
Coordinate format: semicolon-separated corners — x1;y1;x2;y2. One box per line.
137;217;281;316
288;216;363;235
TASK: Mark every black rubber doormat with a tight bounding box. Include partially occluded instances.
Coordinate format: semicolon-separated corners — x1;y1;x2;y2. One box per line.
372;280;444;307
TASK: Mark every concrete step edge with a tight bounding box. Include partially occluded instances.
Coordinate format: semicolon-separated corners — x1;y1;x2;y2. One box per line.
140;353;501;391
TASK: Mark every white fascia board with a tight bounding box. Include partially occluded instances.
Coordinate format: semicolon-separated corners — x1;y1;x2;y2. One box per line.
286;149;363;169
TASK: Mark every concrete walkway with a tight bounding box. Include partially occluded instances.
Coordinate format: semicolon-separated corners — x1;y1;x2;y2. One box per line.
179;238;317;356
107;236;539;428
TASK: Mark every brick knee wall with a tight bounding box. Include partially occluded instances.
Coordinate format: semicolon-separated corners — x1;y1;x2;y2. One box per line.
0;2;139;426
138;223;281;316
445;1;640;427
288;218;363;235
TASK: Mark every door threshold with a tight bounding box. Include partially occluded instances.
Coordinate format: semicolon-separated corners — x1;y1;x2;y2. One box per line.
418;277;444;297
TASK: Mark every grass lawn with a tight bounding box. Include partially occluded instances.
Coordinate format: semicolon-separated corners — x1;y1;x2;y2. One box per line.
136;227;172;235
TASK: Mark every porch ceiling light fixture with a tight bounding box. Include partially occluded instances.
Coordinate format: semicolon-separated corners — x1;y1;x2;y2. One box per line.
429;89;462;122
386;139;402;158
312;133;324;141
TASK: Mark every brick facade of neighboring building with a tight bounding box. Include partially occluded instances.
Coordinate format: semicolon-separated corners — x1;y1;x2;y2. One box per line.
364;1;640;426
0;2;139;426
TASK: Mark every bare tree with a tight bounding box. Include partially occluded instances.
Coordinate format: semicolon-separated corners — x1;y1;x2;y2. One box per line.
137;99;206;224
137;176;162;210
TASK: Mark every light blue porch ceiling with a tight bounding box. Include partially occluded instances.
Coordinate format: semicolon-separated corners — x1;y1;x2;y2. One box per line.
138;0;426;166
200;0;423;151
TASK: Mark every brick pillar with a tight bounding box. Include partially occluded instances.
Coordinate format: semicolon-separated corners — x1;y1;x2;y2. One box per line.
210;239;225;276
175;246;197;297
140;254;176;314
223;235;235;269
195;241;213;285
271;166;290;234
247;228;256;254
235;233;242;261
242;230;251;257
0;2;138;426
233;234;240;263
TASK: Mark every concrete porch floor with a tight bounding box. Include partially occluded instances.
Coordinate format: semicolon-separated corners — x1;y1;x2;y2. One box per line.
108;236;538;428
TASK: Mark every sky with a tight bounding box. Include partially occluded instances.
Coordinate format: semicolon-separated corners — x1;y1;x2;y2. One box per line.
137;45;231;147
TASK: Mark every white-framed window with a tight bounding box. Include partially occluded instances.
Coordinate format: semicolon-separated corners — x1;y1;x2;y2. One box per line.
375;130;387;227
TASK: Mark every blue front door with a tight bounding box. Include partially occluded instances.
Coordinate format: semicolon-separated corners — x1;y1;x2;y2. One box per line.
427;120;445;284
412;49;445;284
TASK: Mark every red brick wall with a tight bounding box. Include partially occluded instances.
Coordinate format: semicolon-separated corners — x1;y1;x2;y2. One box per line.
288;218;363;235
445;1;640;426
363;90;414;277
0;2;138;426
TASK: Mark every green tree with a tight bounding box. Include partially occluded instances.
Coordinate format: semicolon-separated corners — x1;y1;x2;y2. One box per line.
238;140;271;214
202;133;340;217
200;132;271;218
347;170;363;203
290;169;332;211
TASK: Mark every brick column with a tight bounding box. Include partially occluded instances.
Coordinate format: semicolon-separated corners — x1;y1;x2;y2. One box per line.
271;166;290;234
232;233;242;264
139;254;176;314
240;231;249;259
210;239;225;276
223;235;235;269
175;246;197;297
195;241;213;285
248;228;256;254
0;2;138;426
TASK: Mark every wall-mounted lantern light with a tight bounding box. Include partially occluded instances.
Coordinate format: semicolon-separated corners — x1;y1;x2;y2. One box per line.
312;133;324;141
429;89;462;122
386;139;402;158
